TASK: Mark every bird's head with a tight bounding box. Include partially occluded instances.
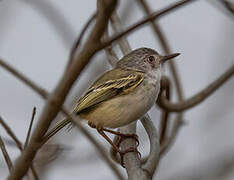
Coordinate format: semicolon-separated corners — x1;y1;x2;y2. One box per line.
116;47;180;73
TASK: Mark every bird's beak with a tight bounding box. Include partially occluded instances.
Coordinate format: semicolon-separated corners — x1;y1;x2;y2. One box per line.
160;53;180;64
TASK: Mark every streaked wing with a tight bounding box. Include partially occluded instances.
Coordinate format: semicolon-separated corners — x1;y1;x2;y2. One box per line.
73;68;144;114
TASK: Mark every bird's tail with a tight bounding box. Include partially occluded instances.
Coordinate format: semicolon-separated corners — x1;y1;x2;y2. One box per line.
43;117;71;145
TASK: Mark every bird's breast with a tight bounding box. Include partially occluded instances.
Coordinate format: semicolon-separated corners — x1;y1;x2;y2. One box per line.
80;76;161;129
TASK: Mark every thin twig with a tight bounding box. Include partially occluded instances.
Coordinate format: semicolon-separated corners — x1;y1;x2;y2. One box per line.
0;135;13;172
24;107;37;149
157;65;234;112
220;0;234;14
206;0;234;20
0;117;39;180
0;116;23;151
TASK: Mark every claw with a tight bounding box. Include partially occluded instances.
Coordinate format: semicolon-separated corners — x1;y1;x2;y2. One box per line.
116;133;139;148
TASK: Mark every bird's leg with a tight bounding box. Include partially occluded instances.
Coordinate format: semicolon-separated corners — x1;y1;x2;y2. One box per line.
97;129;139;167
88;122;141;166
102;128;139;147
101;128;141;164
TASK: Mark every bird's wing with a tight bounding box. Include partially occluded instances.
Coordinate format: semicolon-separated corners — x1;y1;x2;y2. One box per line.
73;68;144;114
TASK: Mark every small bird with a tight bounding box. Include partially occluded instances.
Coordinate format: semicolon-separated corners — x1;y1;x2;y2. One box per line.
45;47;179;165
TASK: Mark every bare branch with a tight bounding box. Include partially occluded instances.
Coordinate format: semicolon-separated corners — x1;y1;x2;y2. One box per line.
140;114;160;176
8;1;118;179
0;135;13;172
24;107;37;149
220;0;234;14
157;65;234;112
0;116;23;151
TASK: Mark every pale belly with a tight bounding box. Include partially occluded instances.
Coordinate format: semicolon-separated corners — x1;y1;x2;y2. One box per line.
80;80;160;129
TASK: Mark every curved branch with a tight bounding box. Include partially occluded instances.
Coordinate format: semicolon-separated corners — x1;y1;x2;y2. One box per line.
157;65;234;112
140;114;160;176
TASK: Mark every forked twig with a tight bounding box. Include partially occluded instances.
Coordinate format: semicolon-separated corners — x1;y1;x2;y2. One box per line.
0;116;39;180
0;135;13;172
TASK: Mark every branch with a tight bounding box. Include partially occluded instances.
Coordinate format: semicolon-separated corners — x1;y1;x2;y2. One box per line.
140;114;160;176
8;1;117;179
157;65;234;112
0;135;13;172
220;0;234;14
0;116;23;151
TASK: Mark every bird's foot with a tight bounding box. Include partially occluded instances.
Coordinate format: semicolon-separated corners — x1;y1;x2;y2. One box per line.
116;133;139;148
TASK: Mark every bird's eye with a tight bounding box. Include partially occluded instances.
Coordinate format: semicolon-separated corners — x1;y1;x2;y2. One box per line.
147;56;155;63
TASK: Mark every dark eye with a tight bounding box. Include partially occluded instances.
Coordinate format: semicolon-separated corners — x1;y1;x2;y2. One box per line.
148;56;155;63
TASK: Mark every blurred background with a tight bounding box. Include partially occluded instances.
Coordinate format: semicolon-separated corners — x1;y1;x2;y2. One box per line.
0;0;234;179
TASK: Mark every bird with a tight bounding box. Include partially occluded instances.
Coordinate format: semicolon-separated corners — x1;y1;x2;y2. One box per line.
44;47;180;165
